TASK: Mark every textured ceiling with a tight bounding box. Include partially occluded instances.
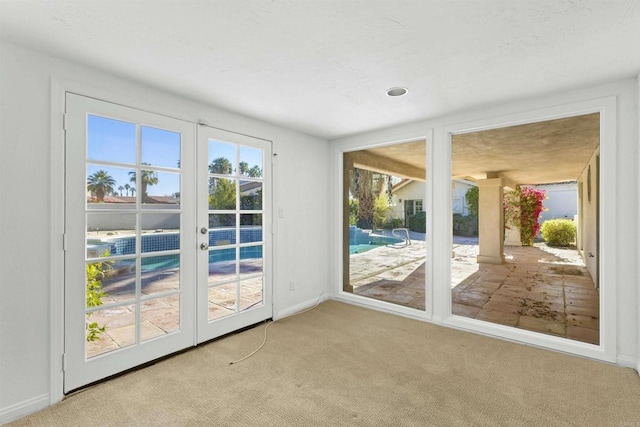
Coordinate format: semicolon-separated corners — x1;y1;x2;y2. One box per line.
357;113;599;185
452;113;600;185
1;1;639;139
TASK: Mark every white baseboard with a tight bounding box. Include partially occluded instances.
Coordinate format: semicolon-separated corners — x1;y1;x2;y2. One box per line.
275;294;328;320
616;354;639;373
0;393;50;425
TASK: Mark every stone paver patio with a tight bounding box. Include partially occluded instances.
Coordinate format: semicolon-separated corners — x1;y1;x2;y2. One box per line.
349;232;599;345
86;259;264;358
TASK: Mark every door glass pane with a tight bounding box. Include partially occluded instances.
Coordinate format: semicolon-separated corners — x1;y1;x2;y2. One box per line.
141;126;181;169
209;178;236;210
208;140;236;175
141;213;180;253
87;115;136;165
240;278;263;311
239;146;263;177
240;246;263;279
140;170;180;205
86;213;136;258
209;214;236;246
141;255;180;296
141;296;180;342
208;283;236;321
240;214;262;243
86;304;136;359
240;181;262;210
208;248;237;283
89;257;137;305
87;165;136;206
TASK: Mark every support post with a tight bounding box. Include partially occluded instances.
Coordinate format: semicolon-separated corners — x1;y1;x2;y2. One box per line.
343;154;354;292
476;178;505;264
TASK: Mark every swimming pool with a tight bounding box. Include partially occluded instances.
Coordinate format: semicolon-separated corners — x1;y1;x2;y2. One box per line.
348;226;403;254
89;228;263;270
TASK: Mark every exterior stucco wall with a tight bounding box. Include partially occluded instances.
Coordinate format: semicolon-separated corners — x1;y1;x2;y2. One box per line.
535;182;578;224
578;147;600;288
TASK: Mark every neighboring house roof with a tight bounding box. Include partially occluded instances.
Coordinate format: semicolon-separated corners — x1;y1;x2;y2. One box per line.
392;178;477;194
391;179;412;192
87;195;178;204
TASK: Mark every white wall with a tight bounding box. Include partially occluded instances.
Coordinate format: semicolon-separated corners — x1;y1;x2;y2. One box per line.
391;181;426;220
578;149;600;287
329;79;638;371
0;41;329;421
534;182;578;224
452;180;474;215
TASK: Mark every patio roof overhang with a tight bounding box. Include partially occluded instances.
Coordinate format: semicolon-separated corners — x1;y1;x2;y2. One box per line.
349;113;600;186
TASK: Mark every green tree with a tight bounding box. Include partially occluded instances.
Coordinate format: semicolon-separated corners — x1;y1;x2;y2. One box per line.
373;194;390;229
124;183;131;196
209;178;236;210
210;157;233;174
118;186;124;196
129;163;159;203
87;170;116;202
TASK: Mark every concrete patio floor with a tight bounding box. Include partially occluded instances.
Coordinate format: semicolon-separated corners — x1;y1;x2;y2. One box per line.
349;233;599;345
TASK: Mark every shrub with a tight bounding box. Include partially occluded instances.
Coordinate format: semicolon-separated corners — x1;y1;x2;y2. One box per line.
373;194;390;229
453;213;478;237
540;219;576;247
384;217;404;229
465;187;479;218
349;199;359;226
408;211;426;233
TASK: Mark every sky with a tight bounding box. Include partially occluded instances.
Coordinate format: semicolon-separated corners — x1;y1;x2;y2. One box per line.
87;115;263;197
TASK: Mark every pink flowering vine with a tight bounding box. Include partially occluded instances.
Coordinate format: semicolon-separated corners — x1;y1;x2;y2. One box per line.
504;186;547;246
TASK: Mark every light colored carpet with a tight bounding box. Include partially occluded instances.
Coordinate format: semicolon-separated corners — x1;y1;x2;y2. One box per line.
11;300;640;426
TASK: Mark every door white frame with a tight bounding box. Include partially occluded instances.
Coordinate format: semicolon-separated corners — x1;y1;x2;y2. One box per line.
51;78;199;403
195;125;273;344
50;78;275;403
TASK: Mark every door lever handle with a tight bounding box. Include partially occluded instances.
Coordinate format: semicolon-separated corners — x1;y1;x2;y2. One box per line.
200;243;209;250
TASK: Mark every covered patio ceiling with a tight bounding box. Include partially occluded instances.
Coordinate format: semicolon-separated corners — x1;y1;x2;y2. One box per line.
349;113;600;186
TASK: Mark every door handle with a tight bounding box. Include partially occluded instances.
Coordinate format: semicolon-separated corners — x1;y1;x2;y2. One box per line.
200;227;208;235
200;242;209;250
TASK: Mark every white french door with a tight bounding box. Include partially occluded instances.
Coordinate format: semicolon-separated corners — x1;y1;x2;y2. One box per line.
64;93;272;392
196;127;272;343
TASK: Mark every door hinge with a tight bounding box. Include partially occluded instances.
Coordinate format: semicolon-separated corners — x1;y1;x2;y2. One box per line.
62;233;68;251
62;353;67;372
63;113;68;131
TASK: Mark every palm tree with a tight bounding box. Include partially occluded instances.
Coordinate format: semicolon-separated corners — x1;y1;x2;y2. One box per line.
239;161;249;176
209;157;232;175
118;186;124;196
129;163;159;203
248;165;262;178
130;187;136;197
124;183;131;196
87;170;116;202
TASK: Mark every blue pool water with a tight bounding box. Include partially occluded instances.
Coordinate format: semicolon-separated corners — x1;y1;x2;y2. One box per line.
348;226;403;255
349;243;385;254
90;227;263;270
